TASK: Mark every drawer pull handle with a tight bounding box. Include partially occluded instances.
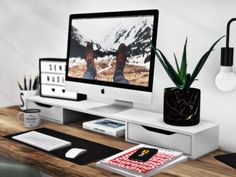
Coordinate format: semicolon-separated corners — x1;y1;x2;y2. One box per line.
34;102;52;108
142;126;175;135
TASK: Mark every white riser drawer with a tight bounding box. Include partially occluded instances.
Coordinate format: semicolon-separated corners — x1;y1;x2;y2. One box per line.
126;122;192;155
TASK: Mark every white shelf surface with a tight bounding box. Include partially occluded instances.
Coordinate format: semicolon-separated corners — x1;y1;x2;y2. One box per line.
111;109;218;135
28;96;117;118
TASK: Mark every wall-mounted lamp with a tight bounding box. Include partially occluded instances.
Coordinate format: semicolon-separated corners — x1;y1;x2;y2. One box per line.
215;18;236;92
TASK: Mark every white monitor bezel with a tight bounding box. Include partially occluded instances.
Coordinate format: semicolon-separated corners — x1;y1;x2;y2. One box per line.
65;10;159;104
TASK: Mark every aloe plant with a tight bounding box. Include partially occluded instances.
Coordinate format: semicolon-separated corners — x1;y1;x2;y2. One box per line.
153;36;224;91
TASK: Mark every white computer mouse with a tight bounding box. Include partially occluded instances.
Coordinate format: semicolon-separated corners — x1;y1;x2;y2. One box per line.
65;148;87;159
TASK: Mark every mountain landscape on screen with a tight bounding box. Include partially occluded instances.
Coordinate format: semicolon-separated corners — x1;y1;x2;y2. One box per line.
68;16;154;87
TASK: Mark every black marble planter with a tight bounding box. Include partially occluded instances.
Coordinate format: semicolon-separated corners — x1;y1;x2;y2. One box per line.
164;87;200;126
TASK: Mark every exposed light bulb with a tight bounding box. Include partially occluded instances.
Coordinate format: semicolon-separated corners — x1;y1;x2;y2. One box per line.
215;66;236;92
215;18;236;92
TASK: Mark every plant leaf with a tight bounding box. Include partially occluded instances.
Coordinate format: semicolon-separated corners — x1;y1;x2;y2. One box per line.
174;53;181;75
188;36;225;87
156;49;184;87
153;48;183;87
183;73;191;91
180;38;187;81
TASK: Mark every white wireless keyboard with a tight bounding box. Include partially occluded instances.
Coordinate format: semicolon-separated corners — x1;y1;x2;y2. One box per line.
12;131;71;151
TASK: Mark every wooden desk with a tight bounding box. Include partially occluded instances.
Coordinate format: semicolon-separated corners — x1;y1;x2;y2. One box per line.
0;106;235;177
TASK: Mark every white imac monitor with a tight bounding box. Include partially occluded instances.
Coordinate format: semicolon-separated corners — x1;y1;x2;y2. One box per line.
65;10;158;106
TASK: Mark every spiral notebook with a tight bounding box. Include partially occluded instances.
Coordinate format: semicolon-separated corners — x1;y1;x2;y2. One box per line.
96;144;187;177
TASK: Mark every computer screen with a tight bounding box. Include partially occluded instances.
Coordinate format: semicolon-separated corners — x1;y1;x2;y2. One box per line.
65;10;158;104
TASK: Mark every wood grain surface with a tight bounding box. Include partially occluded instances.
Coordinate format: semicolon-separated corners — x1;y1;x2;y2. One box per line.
0;106;235;177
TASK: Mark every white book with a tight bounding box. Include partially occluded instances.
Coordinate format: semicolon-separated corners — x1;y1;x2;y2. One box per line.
83;118;125;137
96;144;188;177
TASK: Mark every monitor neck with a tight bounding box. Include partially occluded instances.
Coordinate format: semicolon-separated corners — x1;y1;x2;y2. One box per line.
113;99;133;108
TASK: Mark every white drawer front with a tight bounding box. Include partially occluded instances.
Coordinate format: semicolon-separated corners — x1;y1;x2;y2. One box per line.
127;123;192;155
27;101;63;123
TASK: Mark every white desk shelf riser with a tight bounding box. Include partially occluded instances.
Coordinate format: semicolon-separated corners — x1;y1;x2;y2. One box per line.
27;96;219;159
27;96;114;123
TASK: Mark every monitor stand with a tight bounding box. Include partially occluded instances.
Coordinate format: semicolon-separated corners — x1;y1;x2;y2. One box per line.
88;100;132;115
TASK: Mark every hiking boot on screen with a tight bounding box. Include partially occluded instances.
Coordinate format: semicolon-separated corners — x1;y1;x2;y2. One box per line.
115;43;127;72
85;42;95;67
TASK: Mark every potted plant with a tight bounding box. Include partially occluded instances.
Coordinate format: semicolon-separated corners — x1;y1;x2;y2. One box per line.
153;36;224;126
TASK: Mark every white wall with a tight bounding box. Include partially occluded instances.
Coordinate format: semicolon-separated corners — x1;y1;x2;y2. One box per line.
0;0;236;151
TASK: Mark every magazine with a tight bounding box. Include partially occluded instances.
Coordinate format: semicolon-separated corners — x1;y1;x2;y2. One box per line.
96;144;187;177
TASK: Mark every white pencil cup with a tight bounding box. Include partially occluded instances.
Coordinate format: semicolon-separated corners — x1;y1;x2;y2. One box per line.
20;90;38;110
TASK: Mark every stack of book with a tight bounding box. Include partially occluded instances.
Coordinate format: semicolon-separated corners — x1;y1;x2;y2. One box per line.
96;144;187;177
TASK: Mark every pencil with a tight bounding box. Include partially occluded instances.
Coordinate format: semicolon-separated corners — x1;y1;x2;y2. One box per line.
32;76;38;90
29;77;32;90
24;76;27;90
17;81;23;90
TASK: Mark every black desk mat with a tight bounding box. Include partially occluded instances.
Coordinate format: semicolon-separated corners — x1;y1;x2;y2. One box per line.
4;128;121;165
215;153;236;169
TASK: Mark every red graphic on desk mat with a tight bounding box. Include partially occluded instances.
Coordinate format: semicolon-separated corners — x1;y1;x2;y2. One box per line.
106;148;177;174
